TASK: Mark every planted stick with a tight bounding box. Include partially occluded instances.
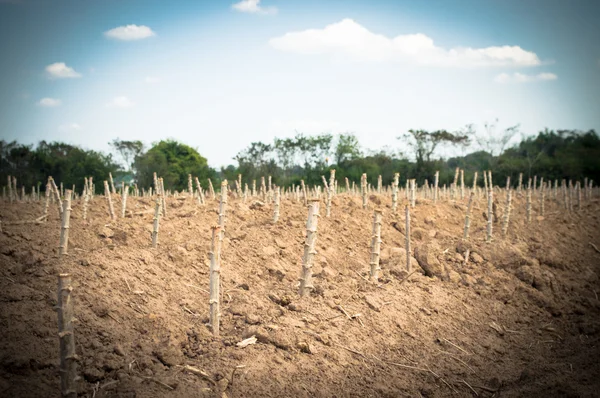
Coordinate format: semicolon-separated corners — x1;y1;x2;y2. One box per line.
577;181;582;211
194;177;204;205
44;181;51;221
151;197;161;248
7;176;12;203
208;178;215;200
109;172;116;195
160;178;167;217
361;173;368;209
326;170;335;217
82;189;89;221
104;181;116;220
51;177;63;215
526;188;532;224
540;181;545;217
502;188;512;237
377;175;382;194
209;226;222;336
463;192;475;240
273;186;281;223
405;205;411;272
369;209;383;281
433;171;439;203
486;185;493;242
299;200;320;297
472;171;478;197
59;190;72;256
460;169;465;200
300;180;307;205
392;173;399;212
188;174;193;198
121;185;128;218
57;274;77;398
218;181;228;241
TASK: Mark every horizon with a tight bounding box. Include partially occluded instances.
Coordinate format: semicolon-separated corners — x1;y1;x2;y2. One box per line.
1;0;599;168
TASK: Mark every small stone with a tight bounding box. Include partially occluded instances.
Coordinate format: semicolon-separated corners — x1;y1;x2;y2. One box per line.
83;367;104;383
114;345;125;357
447;270;462;283
245;313;261;325
98;227;114;238
364;295;382;312
79;259;90;266
297;342;313;354
471;252;484;264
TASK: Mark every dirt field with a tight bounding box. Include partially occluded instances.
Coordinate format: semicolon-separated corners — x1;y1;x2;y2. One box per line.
1;189;599;397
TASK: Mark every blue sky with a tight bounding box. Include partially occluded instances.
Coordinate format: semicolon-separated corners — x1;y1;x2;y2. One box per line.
0;0;599;166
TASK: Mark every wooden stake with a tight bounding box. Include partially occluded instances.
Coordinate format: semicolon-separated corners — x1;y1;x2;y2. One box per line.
44;181;51;221
405;205;411;272
463;192;475;240
300;200;320;297
433;171;439;203
57;274;77;398
502;188;512;237
273;186;281;223
121;185;128;218
486;185;493;242
151;196;161;248
526;188;532;224
59;190;72;256
326;169;335;217
361;173;368;209
392;173;399;212
369;209;383;281
104;181;116;220
209;226;222;336
109;172;116;195
218;181;228;242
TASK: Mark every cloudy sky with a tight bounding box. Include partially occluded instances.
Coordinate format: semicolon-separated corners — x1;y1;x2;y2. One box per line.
0;0;599;166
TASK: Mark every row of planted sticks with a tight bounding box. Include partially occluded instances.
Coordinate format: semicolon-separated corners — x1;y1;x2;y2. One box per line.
3;168;595;209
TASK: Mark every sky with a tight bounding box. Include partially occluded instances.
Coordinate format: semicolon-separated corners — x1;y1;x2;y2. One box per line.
0;0;599;167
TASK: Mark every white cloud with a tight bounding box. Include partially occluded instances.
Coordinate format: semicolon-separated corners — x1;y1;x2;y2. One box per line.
232;0;277;15
45;62;81;79
104;25;156;41
269;19;542;67
38;97;61;107
494;72;557;83
145;76;160;84
106;96;135;108
59;123;82;132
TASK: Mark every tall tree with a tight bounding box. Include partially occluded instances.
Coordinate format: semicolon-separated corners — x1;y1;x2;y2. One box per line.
134;140;215;190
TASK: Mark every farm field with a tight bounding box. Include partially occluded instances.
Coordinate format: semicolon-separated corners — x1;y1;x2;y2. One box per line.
1;186;599;397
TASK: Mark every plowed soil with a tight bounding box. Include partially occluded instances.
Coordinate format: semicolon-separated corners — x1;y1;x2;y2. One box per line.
1;190;599;397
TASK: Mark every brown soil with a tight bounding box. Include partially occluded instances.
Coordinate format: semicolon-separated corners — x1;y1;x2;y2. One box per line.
1;192;600;397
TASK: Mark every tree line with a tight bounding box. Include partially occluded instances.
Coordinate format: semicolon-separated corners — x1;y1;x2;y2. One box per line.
1;127;598;194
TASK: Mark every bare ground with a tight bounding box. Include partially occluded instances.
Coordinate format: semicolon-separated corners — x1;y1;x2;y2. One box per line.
1;191;599;397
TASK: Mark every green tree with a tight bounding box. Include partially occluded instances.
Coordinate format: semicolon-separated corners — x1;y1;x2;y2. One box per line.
335;133;361;166
134;140;215;191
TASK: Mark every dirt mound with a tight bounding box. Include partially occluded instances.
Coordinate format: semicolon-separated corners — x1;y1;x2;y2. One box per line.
1;191;600;397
